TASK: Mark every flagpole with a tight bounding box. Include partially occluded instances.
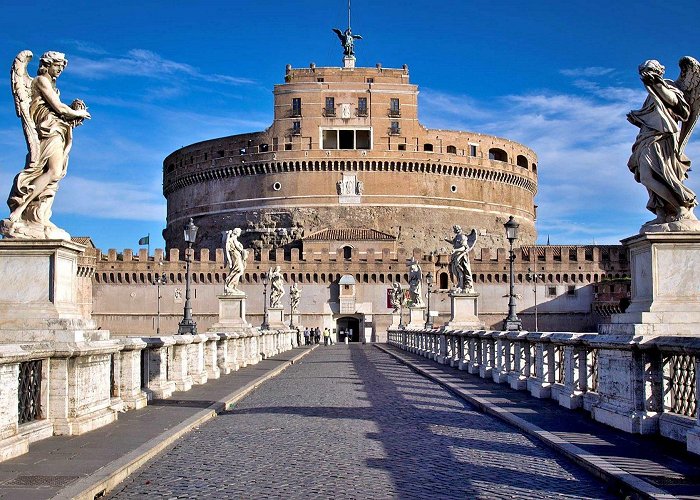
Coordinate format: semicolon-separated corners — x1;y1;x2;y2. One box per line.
147;233;150;258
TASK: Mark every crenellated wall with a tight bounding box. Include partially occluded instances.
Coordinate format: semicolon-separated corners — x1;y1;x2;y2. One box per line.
91;244;629;338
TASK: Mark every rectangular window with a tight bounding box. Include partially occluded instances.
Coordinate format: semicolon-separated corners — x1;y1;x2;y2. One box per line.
325;97;335;116
291;98;301;117
284;143;292;151
323;130;338;149
567;285;577;296
322;128;372;150
356;130;371;149
357;97;368;116
366;78;374;84
339;130;354;149
292;121;301;135
398;143;406;151
469;144;477;157
546;286;557;297
390;121;400;134
389;98;400;117
317;77;324;82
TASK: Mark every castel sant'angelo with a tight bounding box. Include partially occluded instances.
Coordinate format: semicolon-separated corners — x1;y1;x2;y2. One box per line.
91;25;630;340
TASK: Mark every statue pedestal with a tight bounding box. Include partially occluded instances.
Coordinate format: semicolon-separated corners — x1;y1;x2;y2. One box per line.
593;232;700;435
0;239;107;343
266;306;286;329
208;293;250;330
343;55;356;68
599;232;700;337
445;291;484;330
408;306;426;328
389;312;402;329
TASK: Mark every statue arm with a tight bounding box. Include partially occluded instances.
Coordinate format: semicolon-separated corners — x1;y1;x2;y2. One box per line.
34;77;90;120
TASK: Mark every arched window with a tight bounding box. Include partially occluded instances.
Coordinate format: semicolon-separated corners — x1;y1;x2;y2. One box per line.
343;246;352;260
424;143;434;152
439;272;449;290
446;145;457;154
516;155;528;168
488;148;508;162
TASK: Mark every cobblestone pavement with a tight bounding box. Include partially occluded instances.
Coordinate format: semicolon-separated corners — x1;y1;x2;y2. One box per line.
109;345;615;499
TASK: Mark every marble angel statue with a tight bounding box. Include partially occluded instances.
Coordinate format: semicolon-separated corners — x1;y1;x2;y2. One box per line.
627;56;700;231
445;225;477;292
223;228;248;294
407;259;424;306
2;51;90;240
390;282;404;313
268;265;285;308
289;282;301;314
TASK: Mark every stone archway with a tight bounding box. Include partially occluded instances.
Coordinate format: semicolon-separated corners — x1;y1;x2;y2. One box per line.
336;316;361;342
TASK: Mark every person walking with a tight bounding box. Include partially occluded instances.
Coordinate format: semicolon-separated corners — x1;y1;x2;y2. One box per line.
303;328;310;345
323;328;330;345
314;327;321;345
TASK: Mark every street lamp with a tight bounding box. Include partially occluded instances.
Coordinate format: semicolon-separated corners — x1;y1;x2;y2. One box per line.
425;271;434;329
178;218;198;335
503;216;522;331
398;283;405;329
153;263;167;335
527;268;544;331
261;272;270;330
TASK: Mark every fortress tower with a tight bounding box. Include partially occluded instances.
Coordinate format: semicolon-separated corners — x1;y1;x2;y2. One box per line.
163;48;538;255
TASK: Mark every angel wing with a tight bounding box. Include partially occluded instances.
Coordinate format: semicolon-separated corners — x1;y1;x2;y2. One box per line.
332;28;344;42
466;228;478;250
676;56;700;156
11;50;39;166
352;34;363;40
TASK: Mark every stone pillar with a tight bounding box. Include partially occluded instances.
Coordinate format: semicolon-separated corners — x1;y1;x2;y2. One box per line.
0;346;28;462
188;334;208;385
171;335;194;392
267;306;286;329
118;338;148;410
445;292;485;330
492;333;509;384
204;333;220;380
49;343;121;435
528;334;552;398
143;337;176;399
687;356;700;455
479;333;494;379
408;305;426;328
210;293;251;329
508;332;529;390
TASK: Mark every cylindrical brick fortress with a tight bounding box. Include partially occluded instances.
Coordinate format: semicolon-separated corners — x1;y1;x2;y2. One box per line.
163;64;537;253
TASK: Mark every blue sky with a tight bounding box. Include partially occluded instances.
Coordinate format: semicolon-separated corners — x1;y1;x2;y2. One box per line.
1;0;699;251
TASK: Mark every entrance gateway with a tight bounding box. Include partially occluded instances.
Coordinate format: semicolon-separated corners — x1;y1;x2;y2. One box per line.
336;316;361;342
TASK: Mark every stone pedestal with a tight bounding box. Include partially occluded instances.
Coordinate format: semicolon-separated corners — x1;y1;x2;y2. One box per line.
389;313;402;329
267;306;286;329
0;240;107;343
209;293;251;330
445;292;485;330
599;232;700;337
593;232;700;433
407;306;426;328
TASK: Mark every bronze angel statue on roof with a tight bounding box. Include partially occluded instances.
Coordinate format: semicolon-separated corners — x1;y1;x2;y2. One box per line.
332;28;362;57
1;51;90;240
627;56;700;232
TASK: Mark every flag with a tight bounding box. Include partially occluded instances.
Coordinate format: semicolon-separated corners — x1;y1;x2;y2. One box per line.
138;235;149;246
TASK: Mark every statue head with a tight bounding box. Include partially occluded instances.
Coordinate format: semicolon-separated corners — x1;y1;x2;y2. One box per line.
639;59;665;78
453;225;462;234
38;51;67;78
232;227;241;236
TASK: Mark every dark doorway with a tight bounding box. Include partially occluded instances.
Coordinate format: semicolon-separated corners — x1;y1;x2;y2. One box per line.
336;316;360;342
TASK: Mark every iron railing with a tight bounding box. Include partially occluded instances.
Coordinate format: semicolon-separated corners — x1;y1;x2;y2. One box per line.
18;360;42;424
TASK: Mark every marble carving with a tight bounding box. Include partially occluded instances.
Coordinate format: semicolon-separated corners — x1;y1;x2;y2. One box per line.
2;51;90;240
445;225;478;293
268;265;285;308
627;56;700;232
407;259;424;306
223;228;247;294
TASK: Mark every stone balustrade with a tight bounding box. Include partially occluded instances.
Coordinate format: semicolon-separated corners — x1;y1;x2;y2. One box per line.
387;327;700;456
0;327;296;463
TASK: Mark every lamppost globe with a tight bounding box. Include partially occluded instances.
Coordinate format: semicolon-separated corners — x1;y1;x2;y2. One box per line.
505;215;519;243
178;217;198;335
425;271;434;329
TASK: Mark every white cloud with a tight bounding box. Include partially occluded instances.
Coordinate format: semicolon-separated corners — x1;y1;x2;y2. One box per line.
54;176;165;221
419;71;700;244
560;67;615;77
68;49;255;86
